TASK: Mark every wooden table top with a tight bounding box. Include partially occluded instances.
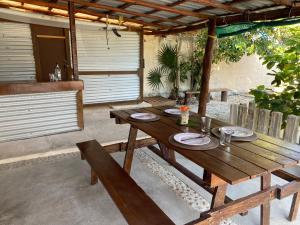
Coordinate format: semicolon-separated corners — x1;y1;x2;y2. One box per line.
110;106;300;185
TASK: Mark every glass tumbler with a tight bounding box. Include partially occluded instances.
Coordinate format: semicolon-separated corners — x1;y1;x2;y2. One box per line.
220;128;234;146
200;116;211;134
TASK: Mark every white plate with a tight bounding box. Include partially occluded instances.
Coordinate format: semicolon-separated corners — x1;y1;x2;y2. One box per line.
221;126;253;137
173;133;210;146
130;113;157;120
164;108;181;115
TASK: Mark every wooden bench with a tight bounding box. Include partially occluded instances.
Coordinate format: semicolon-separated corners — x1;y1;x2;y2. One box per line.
76;140;175;225
184;88;232;105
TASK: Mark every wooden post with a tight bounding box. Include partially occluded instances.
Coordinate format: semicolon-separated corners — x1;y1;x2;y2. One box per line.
198;19;216;116
229;104;238;125
284;115;300;144
256;109;271;135
268;111;283;139
237;104;248;128
68;0;79;80
139;31;144;101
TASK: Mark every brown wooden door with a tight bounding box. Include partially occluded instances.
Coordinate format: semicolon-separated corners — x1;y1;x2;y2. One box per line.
31;25;71;82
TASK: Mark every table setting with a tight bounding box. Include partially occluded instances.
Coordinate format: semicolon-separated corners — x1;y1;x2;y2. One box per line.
165;105;258;151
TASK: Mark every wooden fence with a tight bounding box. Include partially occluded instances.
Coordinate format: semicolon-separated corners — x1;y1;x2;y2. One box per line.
229;102;300;144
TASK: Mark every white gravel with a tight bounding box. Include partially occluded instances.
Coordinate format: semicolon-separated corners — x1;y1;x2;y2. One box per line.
189;93;254;122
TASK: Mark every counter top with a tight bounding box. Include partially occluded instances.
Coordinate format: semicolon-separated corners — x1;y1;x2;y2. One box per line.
0;81;84;95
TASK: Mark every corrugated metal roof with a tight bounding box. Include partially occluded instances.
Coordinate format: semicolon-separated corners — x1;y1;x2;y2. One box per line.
1;0;299;34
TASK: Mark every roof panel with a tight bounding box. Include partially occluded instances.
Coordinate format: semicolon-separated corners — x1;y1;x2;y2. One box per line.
177;16;201;24
125;5;154;13
232;0;276;10
151;10;179;18
97;0;125;8
174;2;206;11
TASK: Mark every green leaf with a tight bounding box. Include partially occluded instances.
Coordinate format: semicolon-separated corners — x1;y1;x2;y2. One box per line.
147;67;164;90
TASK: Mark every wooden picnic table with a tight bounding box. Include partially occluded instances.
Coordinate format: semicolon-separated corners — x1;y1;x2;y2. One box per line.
110;106;300;225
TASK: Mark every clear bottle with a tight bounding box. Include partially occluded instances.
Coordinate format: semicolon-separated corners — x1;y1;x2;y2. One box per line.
54;63;62;81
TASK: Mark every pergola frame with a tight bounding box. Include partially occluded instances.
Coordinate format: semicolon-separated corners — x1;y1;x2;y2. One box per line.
1;0;299;115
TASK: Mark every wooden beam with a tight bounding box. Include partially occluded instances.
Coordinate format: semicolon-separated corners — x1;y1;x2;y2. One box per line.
187;186;278;225
198;18;216;116
190;0;244;13
271;0;294;6
68;0;188;26
68;0;79;80
6;0;167;30
103;138;157;153
106;2;132;14
149;6;300;35
118;0;212;19
164;0;252;25
131;0;190;19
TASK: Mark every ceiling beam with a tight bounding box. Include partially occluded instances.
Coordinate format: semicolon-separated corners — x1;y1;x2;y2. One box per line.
190;0;244;13
67;0;188;26
118;0;212;19
131;0;190;19
271;0;294;6
150;6;300;35
5;0;170;29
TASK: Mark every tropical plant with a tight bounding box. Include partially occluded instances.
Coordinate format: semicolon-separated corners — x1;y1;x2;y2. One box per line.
250;27;300;125
147;44;189;99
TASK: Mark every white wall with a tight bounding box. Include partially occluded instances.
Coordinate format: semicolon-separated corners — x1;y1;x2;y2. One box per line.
144;35;273;97
144;35;194;97
210;55;273;92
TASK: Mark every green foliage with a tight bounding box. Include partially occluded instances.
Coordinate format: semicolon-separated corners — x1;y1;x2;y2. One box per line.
147;44;189;97
195;27;286;64
250;27;300;124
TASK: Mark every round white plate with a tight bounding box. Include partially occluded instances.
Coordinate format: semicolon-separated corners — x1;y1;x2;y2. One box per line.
221;126;253;138
130;113;157;120
173;133;210;146
164;108;181;115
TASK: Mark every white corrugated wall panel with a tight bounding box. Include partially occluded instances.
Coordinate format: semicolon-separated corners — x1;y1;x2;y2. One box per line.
0;22;36;81
76;30;140;71
80;75;140;104
0;91;80;142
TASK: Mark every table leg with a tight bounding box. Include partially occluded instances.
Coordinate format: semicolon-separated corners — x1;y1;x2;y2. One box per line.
158;142;176;163
123;126;138;174
261;174;271;225
211;184;228;209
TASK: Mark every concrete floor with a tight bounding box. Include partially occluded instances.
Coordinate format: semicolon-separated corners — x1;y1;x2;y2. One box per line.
0;103;300;225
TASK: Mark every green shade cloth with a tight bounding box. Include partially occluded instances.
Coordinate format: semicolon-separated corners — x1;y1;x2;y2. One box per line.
216;17;300;38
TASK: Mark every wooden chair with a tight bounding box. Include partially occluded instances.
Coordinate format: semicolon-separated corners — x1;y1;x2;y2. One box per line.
77;140;175;225
230;103;300;221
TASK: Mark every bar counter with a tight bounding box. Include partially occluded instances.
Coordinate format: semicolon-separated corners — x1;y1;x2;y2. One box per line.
0;81;84;142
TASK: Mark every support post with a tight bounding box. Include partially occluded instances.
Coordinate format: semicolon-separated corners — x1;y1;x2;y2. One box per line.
68;0;79;80
198;19;216;116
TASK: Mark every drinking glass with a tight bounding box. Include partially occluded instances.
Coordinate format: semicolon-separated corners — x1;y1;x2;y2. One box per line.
220;127;234;146
200;116;211;134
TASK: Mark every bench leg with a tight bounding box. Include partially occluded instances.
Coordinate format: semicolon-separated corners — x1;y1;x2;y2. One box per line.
80;152;85;160
91;168;98;185
261;174;271;225
221;91;228;102
289;192;300;221
123;126;138;174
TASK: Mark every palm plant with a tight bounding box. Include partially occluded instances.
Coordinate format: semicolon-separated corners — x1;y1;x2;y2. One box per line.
147;44;188;99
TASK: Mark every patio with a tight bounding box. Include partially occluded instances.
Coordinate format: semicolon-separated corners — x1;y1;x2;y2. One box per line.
0;103;299;225
1;0;300;225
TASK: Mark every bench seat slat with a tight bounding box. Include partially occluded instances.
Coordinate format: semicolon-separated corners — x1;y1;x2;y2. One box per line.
77;140;175;225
